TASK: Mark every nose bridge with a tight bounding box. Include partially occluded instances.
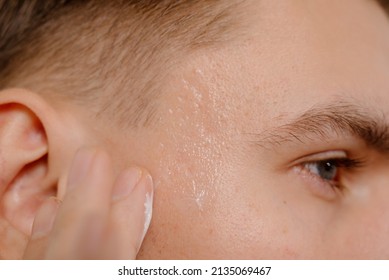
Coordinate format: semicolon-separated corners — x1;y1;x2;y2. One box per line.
371;166;389;210
360;176;389;255
342;172;389;257
367;172;389;225
351;161;389;218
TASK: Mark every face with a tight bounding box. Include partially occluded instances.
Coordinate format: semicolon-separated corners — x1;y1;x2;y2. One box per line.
98;0;389;259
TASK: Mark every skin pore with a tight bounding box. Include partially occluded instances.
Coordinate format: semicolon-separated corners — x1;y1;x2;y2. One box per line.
2;0;389;259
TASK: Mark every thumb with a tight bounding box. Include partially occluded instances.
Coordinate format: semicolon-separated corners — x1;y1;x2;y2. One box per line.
106;167;154;259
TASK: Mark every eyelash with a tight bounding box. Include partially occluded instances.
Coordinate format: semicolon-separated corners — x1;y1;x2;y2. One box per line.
301;157;365;190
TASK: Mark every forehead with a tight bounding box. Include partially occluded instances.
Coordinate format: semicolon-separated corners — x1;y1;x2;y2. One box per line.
165;0;389;133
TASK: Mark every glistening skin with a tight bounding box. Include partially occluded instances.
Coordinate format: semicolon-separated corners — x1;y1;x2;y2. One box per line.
0;0;388;259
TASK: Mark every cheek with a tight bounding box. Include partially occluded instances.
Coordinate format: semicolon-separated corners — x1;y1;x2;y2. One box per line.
136;101;228;258
138;132;311;259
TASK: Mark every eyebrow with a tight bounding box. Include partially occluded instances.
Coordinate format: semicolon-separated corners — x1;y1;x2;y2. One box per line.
253;102;389;154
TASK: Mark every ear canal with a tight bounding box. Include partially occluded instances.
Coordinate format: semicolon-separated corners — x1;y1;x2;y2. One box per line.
0;103;53;236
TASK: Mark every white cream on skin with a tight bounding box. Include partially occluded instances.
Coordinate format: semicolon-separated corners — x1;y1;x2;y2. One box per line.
142;192;153;241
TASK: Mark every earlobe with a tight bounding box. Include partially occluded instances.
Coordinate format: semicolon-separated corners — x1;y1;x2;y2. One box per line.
0;89;58;236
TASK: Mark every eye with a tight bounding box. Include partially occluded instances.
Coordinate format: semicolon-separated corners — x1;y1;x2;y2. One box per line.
304;160;339;182
302;158;363;187
302;158;363;188
293;153;366;199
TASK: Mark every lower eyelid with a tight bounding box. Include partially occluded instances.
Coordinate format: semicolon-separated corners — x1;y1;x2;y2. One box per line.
292;166;338;201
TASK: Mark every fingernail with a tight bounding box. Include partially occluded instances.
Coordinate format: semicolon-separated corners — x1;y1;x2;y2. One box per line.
112;167;142;201
141;174;154;243
31;198;60;240
67;148;96;189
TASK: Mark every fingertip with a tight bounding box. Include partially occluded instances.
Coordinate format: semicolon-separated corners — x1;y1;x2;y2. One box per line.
67;148;97;190
31;197;60;240
135;172;154;253
108;169;154;258
112;167;143;201
141;174;154;243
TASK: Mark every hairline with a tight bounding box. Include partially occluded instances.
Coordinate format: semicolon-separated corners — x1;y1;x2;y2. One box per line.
0;0;246;128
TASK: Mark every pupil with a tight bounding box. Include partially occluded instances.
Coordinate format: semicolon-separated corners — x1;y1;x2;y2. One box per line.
318;161;337;180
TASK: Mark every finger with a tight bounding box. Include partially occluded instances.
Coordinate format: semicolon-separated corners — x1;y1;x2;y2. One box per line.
23;197;60;259
106;168;154;259
46;148;114;259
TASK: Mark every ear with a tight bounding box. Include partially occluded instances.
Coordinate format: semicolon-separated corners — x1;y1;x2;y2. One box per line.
0;88;85;237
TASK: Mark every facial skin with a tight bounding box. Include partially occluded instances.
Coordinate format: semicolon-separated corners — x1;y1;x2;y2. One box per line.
131;0;389;258
1;0;389;259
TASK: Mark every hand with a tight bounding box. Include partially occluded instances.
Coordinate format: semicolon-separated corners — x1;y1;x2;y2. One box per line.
23;148;154;259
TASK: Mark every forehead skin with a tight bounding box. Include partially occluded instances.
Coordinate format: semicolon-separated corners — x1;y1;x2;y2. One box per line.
98;0;389;258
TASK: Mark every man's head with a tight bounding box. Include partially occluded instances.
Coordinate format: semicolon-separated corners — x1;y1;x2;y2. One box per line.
1;0;389;259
